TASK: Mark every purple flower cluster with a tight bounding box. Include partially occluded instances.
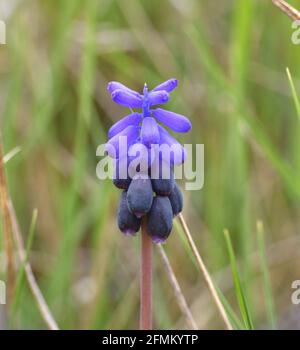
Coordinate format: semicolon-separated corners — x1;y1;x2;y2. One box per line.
106;79;191;243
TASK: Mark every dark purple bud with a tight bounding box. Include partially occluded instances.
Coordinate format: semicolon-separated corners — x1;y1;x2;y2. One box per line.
148;91;169;106
152;108;191;133
150;161;175;196
112;89;143;108
113;158;131;190
141;117;160;148
168;182;183;216
113;177;131;190
118;191;141;235
108;113;142;139
152;177;174;196
146;196;173;243
152;79;179;93
127;175;153;218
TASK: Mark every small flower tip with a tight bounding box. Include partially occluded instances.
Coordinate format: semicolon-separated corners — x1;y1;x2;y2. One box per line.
170;78;179;88
107;81;118;93
122;229;137;236
143;83;148;96
151;235;167;244
152;79;179;93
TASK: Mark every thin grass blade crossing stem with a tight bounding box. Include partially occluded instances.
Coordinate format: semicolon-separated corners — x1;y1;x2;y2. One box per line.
178;213;233;330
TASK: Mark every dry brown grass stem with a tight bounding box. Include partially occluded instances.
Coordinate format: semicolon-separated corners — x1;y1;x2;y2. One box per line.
8;201;59;330
178;213;233;330
0;135;58;330
0;136;16;305
272;0;300;21
158;245;198;330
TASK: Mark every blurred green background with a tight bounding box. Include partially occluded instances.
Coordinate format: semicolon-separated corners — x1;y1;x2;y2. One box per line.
1;0;300;329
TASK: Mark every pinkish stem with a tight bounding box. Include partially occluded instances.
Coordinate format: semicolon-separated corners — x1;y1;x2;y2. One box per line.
140;219;152;330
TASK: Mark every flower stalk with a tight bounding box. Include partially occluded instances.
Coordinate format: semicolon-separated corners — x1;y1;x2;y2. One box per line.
140;219;152;330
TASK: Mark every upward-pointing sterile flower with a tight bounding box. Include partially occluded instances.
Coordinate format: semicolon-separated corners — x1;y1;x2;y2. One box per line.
106;78;191;243
106;79;191;165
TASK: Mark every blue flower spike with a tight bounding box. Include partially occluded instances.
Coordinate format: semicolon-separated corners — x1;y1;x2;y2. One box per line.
106;78;191;243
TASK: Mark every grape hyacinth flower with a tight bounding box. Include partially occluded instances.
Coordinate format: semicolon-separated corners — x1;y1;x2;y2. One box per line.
106;78;191;244
106;78;191;330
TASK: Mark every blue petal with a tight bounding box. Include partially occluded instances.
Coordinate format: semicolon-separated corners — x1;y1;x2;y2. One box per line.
105;125;140;158
112;89;143;108
152;108;192;133
152;78;178;93
108;113;142;139
107;81;141;97
141;117;160;147
148;91;169;106
128;142;153;174
158;125;186;165
128;143;150;163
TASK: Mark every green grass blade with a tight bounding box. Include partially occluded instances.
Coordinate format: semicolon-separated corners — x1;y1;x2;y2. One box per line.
47;0;99;326
24;0;80;153
257;221;277;329
286;67;300;121
229;0;255;317
224;229;254;329
11;209;38;323
186;24;300;200
215;286;245;330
